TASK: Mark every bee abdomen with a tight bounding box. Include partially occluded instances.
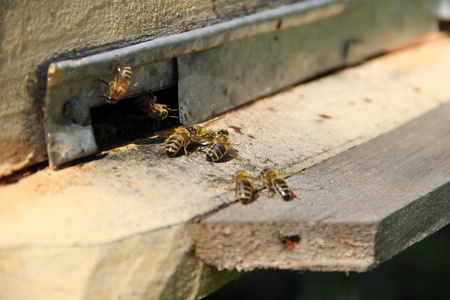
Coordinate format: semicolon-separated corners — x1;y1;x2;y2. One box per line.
121;67;133;79
164;136;183;157
206;143;227;162
273;178;295;201
237;180;255;204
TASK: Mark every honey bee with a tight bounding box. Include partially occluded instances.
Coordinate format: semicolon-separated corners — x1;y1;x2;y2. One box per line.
135;94;169;121
102;55;132;104
234;170;256;204
161;126;190;157
206;130;241;162
261;168;297;201
186;116;226;144
187;125;217;144
134;94;172;129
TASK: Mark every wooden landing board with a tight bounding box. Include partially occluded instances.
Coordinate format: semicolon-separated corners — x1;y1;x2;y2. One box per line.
2;36;450;299
194;101;450;272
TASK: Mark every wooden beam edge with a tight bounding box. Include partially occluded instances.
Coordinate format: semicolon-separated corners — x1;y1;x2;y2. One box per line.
194;221;378;272
193;102;450;273
194;183;450;273
374;182;450;267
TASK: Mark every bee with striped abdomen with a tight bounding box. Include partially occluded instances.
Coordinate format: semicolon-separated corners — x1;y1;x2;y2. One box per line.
205;130;240;162
134;94;172;129
234;170;256;205
206;132;229;162
186;116;226;145
102;55;132;104
261;168;297;201
161;126;190;157
187;125;217;145
135;94;169;121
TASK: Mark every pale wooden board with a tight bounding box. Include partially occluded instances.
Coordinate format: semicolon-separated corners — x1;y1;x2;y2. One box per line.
194;101;450;272
1;37;450;299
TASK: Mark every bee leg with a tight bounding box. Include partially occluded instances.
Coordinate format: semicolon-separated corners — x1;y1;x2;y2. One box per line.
234;188;239;202
97;78;110;85
262;183;275;198
229;179;236;192
196;145;210;152
254;187;264;197
153;119;162;130
115;55;122;68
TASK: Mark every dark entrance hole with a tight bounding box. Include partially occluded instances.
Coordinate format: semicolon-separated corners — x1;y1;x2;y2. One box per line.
90;88;179;150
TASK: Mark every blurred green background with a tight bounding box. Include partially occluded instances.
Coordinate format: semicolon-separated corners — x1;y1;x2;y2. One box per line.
204;224;450;300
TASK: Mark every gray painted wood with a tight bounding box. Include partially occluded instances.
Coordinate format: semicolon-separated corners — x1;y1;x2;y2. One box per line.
194;101;450;272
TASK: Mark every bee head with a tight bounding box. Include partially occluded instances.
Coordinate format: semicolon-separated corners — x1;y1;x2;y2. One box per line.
261;168;278;179
216;129;229;135
187;126;197;135
235;170;250;179
105;95;118;105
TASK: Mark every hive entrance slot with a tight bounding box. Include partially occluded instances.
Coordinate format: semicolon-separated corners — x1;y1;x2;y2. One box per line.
90;88;179;150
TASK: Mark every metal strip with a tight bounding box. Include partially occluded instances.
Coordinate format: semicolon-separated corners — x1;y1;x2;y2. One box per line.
47;0;343;86
178;0;437;124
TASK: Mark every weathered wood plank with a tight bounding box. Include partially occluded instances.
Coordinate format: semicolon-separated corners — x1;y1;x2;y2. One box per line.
194;101;450;272
0;0;321;176
1;36;450;299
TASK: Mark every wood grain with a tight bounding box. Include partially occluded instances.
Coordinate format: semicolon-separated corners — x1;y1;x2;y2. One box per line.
0;0;305;176
194;102;450;272
2;37;450;299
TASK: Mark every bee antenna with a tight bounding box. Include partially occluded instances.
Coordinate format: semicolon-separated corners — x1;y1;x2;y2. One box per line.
147;90;156;98
97;78;109;85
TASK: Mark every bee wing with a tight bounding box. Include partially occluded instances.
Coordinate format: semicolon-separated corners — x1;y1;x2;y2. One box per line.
282;169;307;179
227;147;242;161
153;126;179;136
115;55;122;69
191;136;215;145
199;115;226;127
204;174;236;190
150;128;184;145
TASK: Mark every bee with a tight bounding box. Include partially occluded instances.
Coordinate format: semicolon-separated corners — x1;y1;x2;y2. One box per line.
186;116;226;144
161;126;190;157
261;168;297;201
102;55;132;104
134;94;172;129
135;94;169;121
234;170;256;204
187;125;217;144
206;130;241;162
205;131;229;162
